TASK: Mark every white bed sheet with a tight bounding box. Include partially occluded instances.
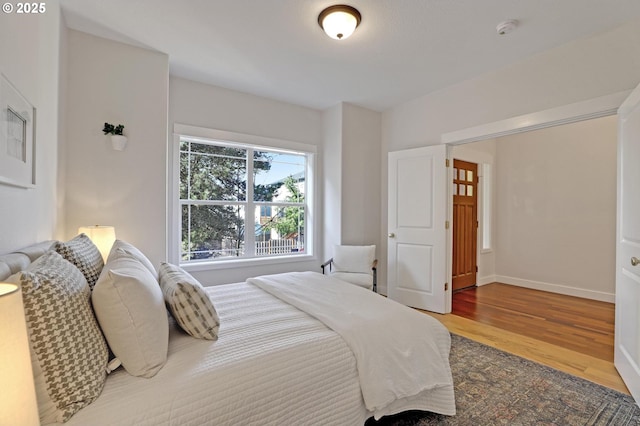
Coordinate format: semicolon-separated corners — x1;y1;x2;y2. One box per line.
58;282;368;426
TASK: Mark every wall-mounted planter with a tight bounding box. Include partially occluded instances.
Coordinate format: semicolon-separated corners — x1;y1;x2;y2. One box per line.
110;135;128;151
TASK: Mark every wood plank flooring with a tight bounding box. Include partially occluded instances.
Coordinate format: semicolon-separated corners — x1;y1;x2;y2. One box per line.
421;283;629;395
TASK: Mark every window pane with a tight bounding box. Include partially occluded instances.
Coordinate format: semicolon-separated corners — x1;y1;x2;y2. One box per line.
459;169;465;180
254;151;305;202
453;184;458;196
459;184;466;196
181;141;247;201
467;185;473;196
254;205;304;256
467;170;473;182
179;151;189;200
181;204;245;260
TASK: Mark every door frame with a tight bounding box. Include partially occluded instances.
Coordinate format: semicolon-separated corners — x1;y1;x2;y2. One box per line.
439;89;630;313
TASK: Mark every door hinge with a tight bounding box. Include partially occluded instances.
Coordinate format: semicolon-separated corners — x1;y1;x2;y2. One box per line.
445;159;450;168
445;282;449;291
476;221;479;228
445;221;450;229
476;266;478;272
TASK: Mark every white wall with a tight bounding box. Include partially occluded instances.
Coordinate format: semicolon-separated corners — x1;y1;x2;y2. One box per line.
64;30;169;266
380;18;640;296
169;76;323;285
341;104;382;260
0;1;62;253
321;103;382;271
322;104;342;262
494;116;617;301
451;139;497;285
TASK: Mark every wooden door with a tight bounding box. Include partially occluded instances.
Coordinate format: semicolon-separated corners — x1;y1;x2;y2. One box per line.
388;145;448;313
452;159;477;291
615;82;640;403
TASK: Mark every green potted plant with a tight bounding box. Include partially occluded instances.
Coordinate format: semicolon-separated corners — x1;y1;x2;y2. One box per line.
102;122;127;150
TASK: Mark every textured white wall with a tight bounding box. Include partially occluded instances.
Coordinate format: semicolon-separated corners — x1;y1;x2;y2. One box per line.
0;2;62;253
65;30;169;266
379;18;640;295
494;116;617;300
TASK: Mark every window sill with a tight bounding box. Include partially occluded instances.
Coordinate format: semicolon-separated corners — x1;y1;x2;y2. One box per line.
180;254;317;272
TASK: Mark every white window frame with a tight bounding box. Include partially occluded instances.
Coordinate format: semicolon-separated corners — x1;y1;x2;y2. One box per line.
480;162;492;252
169;124;316;271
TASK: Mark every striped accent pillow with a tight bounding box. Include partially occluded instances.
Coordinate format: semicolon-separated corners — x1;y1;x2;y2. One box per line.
53;234;104;289
158;262;220;340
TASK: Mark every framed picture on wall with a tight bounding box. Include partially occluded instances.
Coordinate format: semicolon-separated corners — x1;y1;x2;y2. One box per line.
0;73;35;188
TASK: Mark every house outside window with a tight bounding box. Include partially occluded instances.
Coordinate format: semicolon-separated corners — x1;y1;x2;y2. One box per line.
178;136;311;263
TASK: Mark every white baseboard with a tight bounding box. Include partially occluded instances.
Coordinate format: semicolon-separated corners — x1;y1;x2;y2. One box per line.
477;275;496;286
494;275;614;303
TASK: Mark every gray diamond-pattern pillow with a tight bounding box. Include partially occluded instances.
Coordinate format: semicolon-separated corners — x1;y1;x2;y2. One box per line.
10;250;108;423
53;234;104;289
158;262;220;340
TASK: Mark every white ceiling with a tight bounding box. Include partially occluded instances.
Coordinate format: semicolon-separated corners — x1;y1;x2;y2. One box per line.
60;0;640;112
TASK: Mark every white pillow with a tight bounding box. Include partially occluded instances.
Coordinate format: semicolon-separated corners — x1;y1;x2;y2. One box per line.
332;245;376;274
92;253;168;378
107;239;157;278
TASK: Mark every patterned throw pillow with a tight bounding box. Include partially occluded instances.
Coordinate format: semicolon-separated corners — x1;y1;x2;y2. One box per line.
9;250;108;423
53;234;104;289
158;262;220;340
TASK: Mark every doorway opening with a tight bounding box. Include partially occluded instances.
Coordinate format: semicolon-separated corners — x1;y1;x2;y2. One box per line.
452;159;478;291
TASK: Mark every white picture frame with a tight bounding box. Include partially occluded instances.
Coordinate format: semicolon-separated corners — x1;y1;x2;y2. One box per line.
0;73;35;188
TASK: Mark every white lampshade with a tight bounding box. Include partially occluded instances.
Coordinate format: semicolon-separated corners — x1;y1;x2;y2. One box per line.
0;283;39;426
318;5;361;40
78;225;116;262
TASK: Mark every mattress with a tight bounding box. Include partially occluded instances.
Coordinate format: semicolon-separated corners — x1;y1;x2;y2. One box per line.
59;282;369;426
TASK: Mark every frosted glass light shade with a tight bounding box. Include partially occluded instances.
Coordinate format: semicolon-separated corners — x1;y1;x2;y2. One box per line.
318;5;361;40
0;283;39;426
78;225;116;261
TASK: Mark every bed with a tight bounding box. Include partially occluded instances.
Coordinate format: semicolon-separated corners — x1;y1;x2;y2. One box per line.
1;239;455;425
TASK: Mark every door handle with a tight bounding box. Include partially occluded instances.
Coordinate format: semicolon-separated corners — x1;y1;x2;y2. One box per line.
388;233;395;238
632;257;640;267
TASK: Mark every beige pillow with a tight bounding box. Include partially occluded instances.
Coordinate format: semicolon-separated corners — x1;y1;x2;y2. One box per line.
53;234;104;289
92;253;168;378
107;239;156;278
9;251;108;424
333;245;375;274
158;262;220;340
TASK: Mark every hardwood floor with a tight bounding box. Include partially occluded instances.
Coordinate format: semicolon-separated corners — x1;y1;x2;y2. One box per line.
422;283;629;395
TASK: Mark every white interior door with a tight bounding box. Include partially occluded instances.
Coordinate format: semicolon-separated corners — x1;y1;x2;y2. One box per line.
615;83;640;403
388;145;448;313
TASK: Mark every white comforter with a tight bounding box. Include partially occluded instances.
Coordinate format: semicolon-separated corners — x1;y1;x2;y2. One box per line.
60;282;368;426
248;271;456;419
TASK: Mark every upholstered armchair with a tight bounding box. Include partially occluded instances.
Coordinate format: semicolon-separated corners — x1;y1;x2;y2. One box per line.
321;245;377;292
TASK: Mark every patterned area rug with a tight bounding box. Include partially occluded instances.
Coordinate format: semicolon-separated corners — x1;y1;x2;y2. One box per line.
367;334;640;425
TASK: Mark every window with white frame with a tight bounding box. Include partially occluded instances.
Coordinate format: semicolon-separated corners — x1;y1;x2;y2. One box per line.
178;136;311;263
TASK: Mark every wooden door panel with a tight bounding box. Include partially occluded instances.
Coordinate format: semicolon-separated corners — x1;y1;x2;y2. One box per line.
452;159;477;291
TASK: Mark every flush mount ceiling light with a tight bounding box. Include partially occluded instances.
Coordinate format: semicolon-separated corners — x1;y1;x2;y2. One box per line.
318;5;361;40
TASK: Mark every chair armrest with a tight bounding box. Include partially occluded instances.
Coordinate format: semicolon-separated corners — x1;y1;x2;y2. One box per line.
321;258;333;274
372;259;378;293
